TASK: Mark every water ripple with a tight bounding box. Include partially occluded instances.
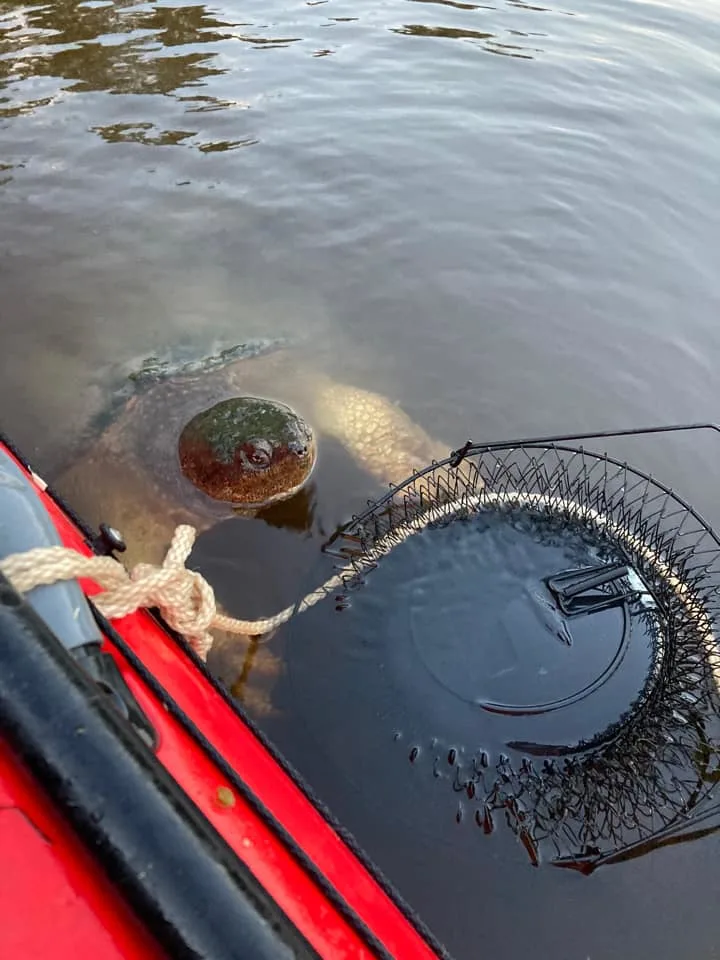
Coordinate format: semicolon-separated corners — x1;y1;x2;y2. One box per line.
391;22;544;58
0;0;591;128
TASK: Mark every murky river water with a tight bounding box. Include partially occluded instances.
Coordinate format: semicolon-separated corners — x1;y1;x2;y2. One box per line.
2;0;720;956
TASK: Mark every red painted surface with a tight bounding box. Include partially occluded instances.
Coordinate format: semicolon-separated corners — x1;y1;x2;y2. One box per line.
0;738;165;960
0;442;442;960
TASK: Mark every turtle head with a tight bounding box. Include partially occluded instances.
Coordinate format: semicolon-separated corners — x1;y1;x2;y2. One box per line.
178;397;316;508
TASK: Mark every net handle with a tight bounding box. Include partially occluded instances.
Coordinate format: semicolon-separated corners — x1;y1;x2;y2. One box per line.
450;422;720;465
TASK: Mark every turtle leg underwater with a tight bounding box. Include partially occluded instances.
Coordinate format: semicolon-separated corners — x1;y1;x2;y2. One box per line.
310;378;452;490
207;629;283;718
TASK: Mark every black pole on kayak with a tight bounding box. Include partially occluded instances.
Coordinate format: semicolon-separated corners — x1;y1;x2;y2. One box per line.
0;570;320;960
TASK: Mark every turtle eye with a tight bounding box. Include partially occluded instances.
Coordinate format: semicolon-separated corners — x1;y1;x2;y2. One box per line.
242;438;272;470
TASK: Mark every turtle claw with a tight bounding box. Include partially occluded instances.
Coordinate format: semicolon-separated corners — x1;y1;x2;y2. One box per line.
232;685;281;719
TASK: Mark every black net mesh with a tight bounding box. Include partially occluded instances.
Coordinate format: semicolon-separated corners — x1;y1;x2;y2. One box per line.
316;441;720;872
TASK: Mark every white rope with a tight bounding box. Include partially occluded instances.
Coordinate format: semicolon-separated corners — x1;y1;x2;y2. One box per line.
0;492;717;687
0;525;346;660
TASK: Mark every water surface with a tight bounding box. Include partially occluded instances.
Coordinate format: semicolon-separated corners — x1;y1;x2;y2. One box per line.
2;0;720;955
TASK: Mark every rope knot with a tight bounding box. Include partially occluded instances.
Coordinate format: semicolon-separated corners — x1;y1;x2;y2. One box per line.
133;563;216;639
0;522;334;661
75;525;213;657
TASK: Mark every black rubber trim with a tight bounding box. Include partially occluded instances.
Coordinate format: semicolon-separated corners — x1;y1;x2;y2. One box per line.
0;572;320;960
0;430;453;960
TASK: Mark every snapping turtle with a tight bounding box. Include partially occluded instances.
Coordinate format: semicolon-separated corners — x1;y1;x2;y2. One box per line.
54;341;449;711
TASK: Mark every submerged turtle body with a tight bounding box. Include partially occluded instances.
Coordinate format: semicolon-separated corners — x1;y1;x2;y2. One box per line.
55;344;449;716
56;343;449;566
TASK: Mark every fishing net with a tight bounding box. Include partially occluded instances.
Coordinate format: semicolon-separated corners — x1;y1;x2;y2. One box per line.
285;433;720;872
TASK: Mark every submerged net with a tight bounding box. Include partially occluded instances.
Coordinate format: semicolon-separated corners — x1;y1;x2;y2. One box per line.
311;440;720;871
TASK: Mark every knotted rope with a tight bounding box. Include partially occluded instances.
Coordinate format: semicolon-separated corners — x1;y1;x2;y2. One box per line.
0;524;342;660
2;493;716;687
